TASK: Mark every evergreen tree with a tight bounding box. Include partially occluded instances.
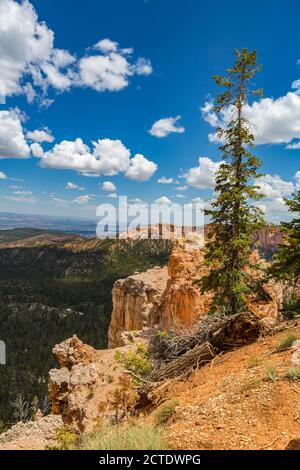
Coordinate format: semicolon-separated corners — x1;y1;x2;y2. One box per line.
200;48;267;315
269;189;300;283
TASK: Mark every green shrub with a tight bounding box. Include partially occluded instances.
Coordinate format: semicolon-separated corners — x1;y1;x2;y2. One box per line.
79;423;166;450
276;334;297;351
286;367;300;381
155;399;179;426
266;365;279;382
282;292;300;320
115;344;152;383
46;427;78;450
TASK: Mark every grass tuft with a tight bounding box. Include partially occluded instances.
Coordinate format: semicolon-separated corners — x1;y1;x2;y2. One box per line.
266;365;279;382
78;423;166;450
276;334;297;351
286;367;300;381
155;399;179;426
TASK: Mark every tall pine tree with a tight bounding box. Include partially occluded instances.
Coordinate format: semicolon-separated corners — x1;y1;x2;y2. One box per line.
200;48;267;316
269;189;300;283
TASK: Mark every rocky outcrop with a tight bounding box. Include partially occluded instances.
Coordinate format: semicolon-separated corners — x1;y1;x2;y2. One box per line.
159;245;211;329
108;266;169;348
109;243;285;346
52;335;98;369
48;334;148;432
0;415;63;450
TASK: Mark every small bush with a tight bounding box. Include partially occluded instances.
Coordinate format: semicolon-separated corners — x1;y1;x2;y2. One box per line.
266;365;279;382
110;375;139;421
248;356;261;368
79;423;166;450
276;334;297;351
155;399;179;426
46;427;78;450
115;344;152;383
282;291;300;320
286;367;300;381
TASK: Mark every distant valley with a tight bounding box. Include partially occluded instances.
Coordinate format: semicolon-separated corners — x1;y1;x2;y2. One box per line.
0;235;172;425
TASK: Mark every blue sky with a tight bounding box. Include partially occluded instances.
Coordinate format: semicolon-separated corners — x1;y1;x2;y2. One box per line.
0;0;299;222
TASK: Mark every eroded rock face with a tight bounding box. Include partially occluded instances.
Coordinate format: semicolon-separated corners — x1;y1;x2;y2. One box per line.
108;266;169;348
52;335;98;369
48;334;145;432
109;244;285;346
160;245;211;329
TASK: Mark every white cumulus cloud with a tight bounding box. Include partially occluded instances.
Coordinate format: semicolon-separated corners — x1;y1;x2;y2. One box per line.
30;142;44;158
40;138;157;181
94;38;118;53
254;173;298;221
0;109;30;158
0;1;152;102
41;138;129;175
149;116;185;138
65;182;84;190
202;92;300;147
78;40;152;92
125;154;157;181
102;181;116;192
158;177;174;184
182;157;221;190
26;128;54;143
255;174;294;199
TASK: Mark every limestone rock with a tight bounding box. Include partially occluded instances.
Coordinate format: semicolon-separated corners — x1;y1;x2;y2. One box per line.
160;246;211;329
52;334;98;369
108;266;169;347
48;334;146;432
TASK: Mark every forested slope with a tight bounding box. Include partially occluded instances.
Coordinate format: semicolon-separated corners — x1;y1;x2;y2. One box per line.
0;238;172;424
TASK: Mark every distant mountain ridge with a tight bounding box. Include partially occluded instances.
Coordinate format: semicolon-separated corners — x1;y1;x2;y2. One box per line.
120;223;284;259
0;223;284;258
0;228;82;248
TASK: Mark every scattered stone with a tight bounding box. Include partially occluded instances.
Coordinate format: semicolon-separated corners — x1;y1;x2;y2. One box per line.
0;415;63;450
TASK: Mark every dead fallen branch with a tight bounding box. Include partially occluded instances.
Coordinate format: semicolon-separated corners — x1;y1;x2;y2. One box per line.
150;312;266;381
152;341;215;381
151;312;264;361
123;370;157;385
209;312;263;350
